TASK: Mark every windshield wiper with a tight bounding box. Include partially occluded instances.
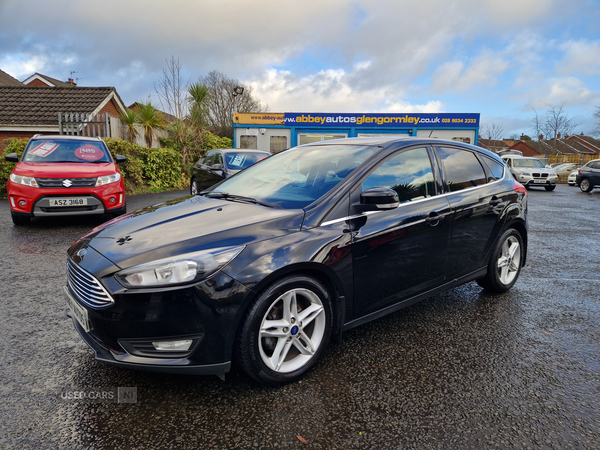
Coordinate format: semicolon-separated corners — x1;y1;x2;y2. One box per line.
204;191;281;208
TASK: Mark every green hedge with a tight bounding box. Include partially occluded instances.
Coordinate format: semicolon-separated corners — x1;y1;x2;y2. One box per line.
0;137;188;199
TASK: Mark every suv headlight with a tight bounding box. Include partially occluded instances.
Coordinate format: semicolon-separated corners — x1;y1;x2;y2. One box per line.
10;173;39;187
96;173;121;186
115;245;245;288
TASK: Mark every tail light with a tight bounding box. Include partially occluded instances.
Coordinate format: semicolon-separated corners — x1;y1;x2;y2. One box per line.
513;180;527;197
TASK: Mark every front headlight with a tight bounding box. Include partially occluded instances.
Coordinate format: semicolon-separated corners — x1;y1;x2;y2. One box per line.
115;245;245;288
96;173;121;187
10;173;39;188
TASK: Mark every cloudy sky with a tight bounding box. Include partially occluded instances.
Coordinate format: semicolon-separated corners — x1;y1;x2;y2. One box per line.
1;0;599;138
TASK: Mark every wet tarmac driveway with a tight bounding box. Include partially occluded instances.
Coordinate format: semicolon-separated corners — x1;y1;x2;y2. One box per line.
1;185;599;449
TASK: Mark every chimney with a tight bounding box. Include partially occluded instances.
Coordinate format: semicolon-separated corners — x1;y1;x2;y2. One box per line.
539;134;544;140
520;133;524;140
67;78;77;85
557;132;561;139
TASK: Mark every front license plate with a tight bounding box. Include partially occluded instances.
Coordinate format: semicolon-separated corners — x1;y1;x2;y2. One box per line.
49;198;87;207
535;179;547;184
65;286;92;332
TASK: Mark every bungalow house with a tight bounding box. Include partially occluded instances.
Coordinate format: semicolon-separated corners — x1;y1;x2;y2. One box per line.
0;85;126;151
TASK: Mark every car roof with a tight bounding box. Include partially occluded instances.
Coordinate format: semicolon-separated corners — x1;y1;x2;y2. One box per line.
212;148;270;154
30;135;105;142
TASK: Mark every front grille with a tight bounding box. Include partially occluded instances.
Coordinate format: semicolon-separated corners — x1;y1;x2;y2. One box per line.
40;205;99;213
37;177;97;188
67;259;114;308
531;173;548;178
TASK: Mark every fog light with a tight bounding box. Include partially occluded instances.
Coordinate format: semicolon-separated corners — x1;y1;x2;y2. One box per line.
19;200;27;206
152;340;193;351
109;197;116;203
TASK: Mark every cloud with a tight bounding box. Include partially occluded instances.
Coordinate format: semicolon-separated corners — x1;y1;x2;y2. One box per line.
430;50;509;94
557;39;600;76
526;77;597;109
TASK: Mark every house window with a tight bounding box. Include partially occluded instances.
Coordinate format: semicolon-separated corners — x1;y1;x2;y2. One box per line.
270;136;288;153
298;133;347;145
240;135;258;149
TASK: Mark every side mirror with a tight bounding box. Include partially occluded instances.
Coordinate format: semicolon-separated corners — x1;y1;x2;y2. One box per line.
4;153;19;163
210;163;224;174
115;155;127;164
358;187;399;211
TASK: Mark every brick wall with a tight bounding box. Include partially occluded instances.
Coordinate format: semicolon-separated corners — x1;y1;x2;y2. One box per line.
25;79;51;87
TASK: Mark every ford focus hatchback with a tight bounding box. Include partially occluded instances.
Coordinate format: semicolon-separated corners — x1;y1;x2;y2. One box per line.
5;135;126;225
65;137;527;386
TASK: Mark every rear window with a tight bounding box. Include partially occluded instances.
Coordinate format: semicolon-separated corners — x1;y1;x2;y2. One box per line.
23;139;112;163
225;152;269;170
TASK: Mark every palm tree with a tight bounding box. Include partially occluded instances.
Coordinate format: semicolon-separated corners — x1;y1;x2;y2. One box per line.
118;108;139;143
187;82;209;130
136;102;164;148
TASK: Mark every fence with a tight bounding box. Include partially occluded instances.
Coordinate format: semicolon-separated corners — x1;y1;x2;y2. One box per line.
534;154;598;183
58;113;112;137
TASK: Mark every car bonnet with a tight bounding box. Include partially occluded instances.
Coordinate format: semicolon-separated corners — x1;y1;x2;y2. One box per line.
76;195;305;270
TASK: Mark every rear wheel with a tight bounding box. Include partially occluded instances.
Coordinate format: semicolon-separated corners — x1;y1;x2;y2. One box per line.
579;178;592;192
237;275;332;386
477;228;524;293
545;185;556;191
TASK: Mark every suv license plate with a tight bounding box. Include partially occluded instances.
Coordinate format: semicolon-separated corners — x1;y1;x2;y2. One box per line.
65;286;92;332
49;198;87;207
535;179;546;184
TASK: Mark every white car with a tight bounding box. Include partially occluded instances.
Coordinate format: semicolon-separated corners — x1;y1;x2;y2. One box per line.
568;168;579;186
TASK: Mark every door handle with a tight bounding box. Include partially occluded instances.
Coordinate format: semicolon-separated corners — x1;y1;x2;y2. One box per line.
425;213;445;225
489;197;501;206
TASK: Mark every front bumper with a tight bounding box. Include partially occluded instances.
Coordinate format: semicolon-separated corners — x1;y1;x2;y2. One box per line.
64;269;252;375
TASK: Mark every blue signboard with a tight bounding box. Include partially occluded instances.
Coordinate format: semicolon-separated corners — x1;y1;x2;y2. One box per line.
284;113;479;128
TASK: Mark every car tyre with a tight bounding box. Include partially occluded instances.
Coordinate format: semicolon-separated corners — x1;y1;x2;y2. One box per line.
477;228;524;293
545;185;556;191
190;178;198;195
236;275;333;386
11;211;30;226
579;178;592;192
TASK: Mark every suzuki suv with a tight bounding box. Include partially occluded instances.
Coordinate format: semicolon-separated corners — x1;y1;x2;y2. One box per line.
5;135;126;225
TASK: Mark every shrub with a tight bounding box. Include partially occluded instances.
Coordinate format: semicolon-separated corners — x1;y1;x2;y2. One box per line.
0;138;28;198
144;147;184;190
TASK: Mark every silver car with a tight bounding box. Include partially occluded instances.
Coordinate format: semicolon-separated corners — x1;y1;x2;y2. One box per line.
501;155;558;191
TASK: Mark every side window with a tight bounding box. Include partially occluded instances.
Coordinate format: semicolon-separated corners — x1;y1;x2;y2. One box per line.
437;147;487;192
202;151;215;166
481;156;505;181
213;152;224;166
361;147;435;203
240;135;258;149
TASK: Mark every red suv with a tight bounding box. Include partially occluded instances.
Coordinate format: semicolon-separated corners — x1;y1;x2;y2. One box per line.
5;135;127;225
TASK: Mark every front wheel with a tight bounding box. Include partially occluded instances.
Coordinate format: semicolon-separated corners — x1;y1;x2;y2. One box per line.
236;275;332;386
11;211;30;226
579;178;592;192
477;228;524;293
545;185;556;191
190;178;198;195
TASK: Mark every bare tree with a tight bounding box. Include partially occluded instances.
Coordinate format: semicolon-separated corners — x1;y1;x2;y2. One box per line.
200;71;268;139
532;103;579;152
593;106;600;137
154;56;189;120
480;123;504;152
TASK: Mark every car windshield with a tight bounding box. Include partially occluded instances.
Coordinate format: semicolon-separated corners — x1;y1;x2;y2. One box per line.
513;158;545;168
225;152;269;171
22;139;112;163
207;144;376;209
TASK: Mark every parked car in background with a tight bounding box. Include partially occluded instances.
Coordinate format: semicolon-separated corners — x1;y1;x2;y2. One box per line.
500;154;558;191
568;169;578;186
5;135;126;225
65;137;528;386
575;159;600;192
553;163;580;178
190;149;270;195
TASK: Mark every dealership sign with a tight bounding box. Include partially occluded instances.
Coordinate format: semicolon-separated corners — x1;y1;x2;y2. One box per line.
284;113;479;128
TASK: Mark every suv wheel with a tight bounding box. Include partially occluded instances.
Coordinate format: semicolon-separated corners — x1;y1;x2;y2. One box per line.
579;178;592;192
11;211;30;226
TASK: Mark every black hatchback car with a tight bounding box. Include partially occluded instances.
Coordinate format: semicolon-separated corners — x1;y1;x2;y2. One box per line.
65;137;528;386
575;159;600;192
189;148;270;195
